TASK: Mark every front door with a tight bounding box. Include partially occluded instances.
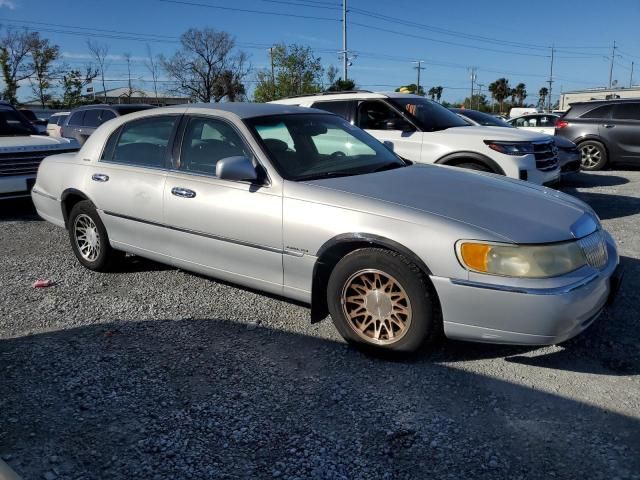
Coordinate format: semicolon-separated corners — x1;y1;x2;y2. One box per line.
88;114;180;254
354;100;423;162
163;115;283;291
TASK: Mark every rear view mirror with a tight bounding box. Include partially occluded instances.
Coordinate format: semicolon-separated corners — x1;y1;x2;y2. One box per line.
216;156;258;182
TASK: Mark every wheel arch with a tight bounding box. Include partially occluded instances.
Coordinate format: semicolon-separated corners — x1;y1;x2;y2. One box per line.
61;188;92;228
434;151;506;175
310;233;433;323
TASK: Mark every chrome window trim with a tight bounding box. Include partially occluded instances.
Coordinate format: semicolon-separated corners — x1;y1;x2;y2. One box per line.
444;273;600;296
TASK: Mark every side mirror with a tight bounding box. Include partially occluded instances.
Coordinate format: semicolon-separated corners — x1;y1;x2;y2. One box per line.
384;118;414;132
216;156;258;182
382;140;394;151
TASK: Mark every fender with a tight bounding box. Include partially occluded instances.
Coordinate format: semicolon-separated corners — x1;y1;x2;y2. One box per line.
60;188;90;226
310;233;432;323
435;151;505;175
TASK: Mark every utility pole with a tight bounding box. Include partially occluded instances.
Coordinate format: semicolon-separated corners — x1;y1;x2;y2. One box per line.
342;0;348;81
547;45;554;112
413;60;425;96
609;40;617;90
476;83;485;110
631;61;635;88
469;67;477;107
268;46;276;99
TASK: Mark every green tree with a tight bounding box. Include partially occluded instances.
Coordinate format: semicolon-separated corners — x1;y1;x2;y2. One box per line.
161;27;248;103
0;28;38;104
60;67;98;108
462;94;489;111
427;87;437;100
488;78;510;113
326;77;355;92
434;86;443;103
395;83;425;96
254;44;323;102
538;87;549;107
28;37;60;108
514;83;527;106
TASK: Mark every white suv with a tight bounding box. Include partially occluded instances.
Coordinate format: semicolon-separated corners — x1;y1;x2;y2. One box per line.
273;92;560;186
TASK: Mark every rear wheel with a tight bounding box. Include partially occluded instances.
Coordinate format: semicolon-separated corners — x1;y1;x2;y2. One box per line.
68;200;123;272
327;248;441;354
579;140;608;170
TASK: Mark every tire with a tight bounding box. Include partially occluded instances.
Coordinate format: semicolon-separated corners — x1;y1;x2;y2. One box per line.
456;161;493;173
578;140;608;171
67;200;123;272
326;248;441;354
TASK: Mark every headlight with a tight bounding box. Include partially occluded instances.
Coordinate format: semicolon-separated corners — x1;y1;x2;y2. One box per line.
457;241;587;278
484;141;535;156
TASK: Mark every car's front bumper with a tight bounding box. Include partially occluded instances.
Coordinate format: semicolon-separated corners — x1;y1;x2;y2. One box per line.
430;232;620;345
0;174;35;199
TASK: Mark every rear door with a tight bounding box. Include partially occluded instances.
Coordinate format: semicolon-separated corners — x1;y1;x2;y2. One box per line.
88;114;180;254
608;102;640;163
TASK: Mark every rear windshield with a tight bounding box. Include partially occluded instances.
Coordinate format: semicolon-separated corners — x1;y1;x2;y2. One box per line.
389;97;469;131
0;109;38;136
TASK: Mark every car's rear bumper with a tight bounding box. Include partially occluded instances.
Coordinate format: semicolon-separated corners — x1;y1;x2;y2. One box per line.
430;233;620;345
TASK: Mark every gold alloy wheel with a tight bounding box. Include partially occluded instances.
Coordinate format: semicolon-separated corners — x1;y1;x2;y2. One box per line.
341;269;412;345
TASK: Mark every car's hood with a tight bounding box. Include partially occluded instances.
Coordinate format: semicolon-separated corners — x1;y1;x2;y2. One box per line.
441;125;553;142
0;135;78;153
304;164;594;244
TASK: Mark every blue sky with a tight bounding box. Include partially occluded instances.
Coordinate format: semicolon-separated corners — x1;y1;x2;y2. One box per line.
3;0;640;103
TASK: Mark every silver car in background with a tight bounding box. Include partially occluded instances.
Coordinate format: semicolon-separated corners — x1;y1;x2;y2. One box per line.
32;103;621;354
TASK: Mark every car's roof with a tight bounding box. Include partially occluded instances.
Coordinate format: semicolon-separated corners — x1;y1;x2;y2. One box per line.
273;91;426;104
72;103;155;111
178;102;327;118
569;97;640;106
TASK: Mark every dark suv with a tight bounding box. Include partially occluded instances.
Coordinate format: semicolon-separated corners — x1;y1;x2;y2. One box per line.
61;104;155;145
555;99;640;170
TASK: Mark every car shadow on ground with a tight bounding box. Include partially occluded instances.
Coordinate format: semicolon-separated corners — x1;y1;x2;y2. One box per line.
0;198;40;222
1;317;639;479
561;172;629;188
565;190;640;220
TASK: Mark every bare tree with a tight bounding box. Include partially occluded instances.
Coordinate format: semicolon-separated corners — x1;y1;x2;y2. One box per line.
161;27;248;103
0;27;38;103
145;44;160;104
28;36;60;108
87;40;109;101
123;52;135;102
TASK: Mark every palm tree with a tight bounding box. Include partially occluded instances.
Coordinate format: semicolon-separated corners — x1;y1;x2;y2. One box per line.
489;78;510;113
428;87;437;100
435;86;443;103
514;83;527;106
538;87;549;107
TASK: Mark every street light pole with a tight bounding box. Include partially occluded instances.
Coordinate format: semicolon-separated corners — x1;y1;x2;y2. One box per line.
342;0;348;81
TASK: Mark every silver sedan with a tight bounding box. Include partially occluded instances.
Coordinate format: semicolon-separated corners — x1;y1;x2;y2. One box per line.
32;103;621;354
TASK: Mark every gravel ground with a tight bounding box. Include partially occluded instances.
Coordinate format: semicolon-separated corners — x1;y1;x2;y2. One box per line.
1;170;639;480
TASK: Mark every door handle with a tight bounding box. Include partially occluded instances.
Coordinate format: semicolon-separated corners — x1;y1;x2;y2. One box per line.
171;187;196;198
91;173;109;182
603;124;615;128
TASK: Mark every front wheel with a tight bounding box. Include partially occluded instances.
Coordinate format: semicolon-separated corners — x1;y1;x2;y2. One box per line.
456;162;493;173
68;200;123;272
579;140;608;170
327;248;441;354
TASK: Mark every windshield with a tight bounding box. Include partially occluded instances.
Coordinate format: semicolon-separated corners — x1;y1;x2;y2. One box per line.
245;113;406;181
389;97;469;131
0;109;38;136
452;109;514;127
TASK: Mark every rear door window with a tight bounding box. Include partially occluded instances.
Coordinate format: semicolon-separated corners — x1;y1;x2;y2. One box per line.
83;109;100;128
581;105;613;119
102;115;178;168
356;100;407;130
612;103;640;121
67;111;85;126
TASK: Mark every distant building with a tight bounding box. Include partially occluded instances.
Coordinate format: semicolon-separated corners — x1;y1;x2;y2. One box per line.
83;87;189;106
559;87;640;110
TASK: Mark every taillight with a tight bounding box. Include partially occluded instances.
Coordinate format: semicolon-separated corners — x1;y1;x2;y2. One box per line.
555;120;569;129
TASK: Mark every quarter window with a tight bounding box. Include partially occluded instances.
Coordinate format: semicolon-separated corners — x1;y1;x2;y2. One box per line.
67;111;85;126
103;115;177;168
100;110;117;124
178;117;250;176
83;109;100;128
612;103;640;121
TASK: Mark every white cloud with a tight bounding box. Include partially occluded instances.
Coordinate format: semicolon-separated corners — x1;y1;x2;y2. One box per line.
0;0;15;9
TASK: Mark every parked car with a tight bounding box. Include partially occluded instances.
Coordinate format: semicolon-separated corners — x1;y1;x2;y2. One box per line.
0;102;78;199
508;113;560;135
61;104;156;145
19;108;47;134
555;99;640;170
46;111;70;138
508;107;539;119
32;103;621;353
273;92;560;186
450;108;515;127
453;109;578;175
